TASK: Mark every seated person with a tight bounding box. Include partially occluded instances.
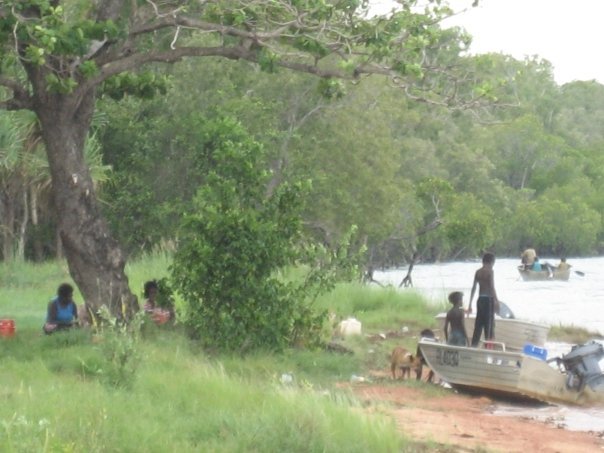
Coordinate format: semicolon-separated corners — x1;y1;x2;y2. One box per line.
444;291;468;346
520;248;536;270
557;257;571;271
143;280;172;325
532;257;543;271
43;283;79;334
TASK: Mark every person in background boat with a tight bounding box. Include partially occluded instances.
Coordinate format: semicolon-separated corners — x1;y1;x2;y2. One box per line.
43;283;79;334
557;257;571;271
467;252;499;347
532;256;543;271
143;280;172;325
444;291;468;346
521;248;537;270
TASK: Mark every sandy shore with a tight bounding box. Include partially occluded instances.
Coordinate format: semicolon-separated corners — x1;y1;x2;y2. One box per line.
346;375;604;452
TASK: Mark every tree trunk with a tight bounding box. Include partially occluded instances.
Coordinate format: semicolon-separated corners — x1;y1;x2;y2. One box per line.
0;193;15;262
16;190;28;260
35;90;138;318
30;188;45;261
399;251;419;288
55;226;63;260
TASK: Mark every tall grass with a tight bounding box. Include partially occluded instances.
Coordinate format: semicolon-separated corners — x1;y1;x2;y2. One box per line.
1;256;442;451
0;328;404;451
0;260;72;330
315;282;442;333
0;253;172;331
126;250;173;300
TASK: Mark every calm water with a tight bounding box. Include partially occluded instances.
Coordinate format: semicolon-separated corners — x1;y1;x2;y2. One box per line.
374;257;604;334
374;257;604;432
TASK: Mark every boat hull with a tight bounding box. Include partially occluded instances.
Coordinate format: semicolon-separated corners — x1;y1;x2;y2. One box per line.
419;340;604;406
435;314;549;351
518;266;571;281
419;341;523;394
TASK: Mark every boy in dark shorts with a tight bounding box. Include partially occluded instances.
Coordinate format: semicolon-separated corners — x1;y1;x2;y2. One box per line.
467;252;499;347
444;291;468;346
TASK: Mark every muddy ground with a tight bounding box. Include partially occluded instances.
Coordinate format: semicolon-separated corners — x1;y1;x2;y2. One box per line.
345;371;604;452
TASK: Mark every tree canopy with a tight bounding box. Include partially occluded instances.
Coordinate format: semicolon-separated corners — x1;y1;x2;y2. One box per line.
3;1;604;339
0;0;486;320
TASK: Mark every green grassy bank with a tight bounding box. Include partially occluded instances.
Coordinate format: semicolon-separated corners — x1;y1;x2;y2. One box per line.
0;255;448;452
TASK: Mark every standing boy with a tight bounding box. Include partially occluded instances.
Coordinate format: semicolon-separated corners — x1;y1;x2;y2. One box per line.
444;291;468;346
467;252;499;347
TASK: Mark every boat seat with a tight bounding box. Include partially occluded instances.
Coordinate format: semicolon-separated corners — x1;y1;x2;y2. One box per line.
481;340;505;351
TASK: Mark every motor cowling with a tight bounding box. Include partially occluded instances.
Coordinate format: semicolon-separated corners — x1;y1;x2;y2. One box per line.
560;341;604;392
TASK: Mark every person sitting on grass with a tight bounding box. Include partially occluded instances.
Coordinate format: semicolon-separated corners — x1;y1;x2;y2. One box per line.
444;291;468;346
43;283;79;334
143;280;172;325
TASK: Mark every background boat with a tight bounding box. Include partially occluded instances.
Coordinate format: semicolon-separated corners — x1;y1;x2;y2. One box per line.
517;266;570;281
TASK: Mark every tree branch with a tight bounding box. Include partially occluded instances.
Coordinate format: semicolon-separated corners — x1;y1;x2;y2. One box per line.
131;15;292;41
0;76;33;110
81;44;357;94
3;0;498;113
0;76;24;93
94;0;126;21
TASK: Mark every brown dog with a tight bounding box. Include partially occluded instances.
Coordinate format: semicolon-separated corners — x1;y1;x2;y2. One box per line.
390;346;421;379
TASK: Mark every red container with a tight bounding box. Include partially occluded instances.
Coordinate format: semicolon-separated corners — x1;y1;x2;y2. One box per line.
0;319;16;337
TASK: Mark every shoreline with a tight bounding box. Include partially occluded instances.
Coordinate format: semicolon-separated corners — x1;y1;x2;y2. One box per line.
349;377;604;452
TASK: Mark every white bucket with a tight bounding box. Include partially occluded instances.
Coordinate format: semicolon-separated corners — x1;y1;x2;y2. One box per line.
339;317;362;336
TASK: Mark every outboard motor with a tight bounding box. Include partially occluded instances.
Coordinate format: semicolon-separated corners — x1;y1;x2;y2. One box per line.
560;341;604;392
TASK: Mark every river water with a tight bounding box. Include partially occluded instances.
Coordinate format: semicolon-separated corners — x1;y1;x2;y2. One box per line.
373;257;604;433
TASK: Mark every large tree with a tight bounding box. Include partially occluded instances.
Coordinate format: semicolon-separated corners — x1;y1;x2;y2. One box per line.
0;0;479;317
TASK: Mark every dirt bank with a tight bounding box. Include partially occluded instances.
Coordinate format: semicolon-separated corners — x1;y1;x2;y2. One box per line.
347;376;604;452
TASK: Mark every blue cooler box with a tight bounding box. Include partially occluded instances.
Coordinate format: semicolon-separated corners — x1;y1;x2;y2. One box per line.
523;344;548;360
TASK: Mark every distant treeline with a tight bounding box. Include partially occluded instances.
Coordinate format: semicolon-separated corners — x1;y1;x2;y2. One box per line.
3;54;604;268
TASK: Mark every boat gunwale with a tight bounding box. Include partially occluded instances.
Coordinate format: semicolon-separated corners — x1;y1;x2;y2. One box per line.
517;265;571;281
435;313;550;329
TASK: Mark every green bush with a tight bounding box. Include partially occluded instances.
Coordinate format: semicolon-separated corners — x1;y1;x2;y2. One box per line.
171;117;360;352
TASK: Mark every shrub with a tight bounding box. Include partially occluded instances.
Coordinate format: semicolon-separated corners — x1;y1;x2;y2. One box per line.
171;117;361;352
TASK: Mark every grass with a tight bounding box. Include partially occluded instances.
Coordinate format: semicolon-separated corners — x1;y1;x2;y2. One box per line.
0;255;447;452
312;282;445;376
548;324;604;344
0;327;406;452
315;282;442;332
2;255;598;451
0;253;597;453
